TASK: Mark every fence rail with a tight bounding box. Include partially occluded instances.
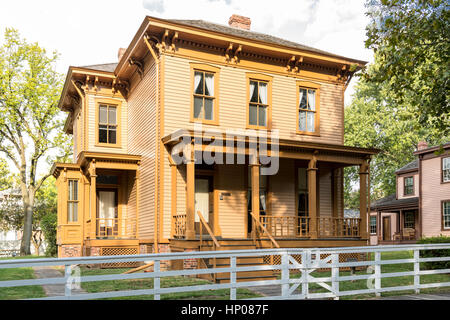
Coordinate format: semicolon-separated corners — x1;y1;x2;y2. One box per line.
0;244;449;300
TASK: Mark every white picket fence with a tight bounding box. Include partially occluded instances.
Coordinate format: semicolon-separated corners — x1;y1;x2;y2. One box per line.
0;244;449;300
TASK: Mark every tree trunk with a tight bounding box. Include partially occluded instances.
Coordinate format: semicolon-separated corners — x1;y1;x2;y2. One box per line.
20;190;34;256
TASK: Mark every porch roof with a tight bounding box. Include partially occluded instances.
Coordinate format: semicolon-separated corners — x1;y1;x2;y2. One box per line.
162;128;379;165
51;152;142;178
370;194;418;212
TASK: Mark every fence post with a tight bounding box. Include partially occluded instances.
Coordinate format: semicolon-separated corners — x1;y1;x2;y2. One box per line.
414;249;420;294
281;252;290;298
374;251;381;297
331;253;339;300
230;256;236;300
64;265;72;299
302;250;309;299
154;260;160;300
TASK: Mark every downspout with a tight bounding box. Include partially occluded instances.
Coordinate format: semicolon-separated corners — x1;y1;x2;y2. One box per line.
144;34;161;253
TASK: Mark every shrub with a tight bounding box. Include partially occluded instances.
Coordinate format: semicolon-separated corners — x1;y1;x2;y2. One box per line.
40;212;57;257
417;236;450;270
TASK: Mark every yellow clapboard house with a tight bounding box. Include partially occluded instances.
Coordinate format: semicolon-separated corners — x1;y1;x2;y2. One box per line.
51;15;379;265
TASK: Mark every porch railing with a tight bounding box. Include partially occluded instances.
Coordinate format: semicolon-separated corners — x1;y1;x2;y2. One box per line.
173;214;187;239
317;217;361;238
95;218;137;239
260;216;310;238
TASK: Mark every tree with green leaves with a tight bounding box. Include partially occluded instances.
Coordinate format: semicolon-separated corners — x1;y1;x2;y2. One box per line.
0;28;71;255
0;158;13;191
364;0;450;135
344;62;449;205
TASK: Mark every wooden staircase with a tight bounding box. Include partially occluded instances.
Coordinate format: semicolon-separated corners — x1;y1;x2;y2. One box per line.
198;239;276;283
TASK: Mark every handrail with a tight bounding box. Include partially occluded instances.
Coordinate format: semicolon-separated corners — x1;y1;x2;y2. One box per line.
249;212;280;248
196;211;220;248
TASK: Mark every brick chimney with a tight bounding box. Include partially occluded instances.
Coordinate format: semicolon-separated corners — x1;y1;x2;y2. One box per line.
228;14;251;30
118;48;126;61
418;141;429;151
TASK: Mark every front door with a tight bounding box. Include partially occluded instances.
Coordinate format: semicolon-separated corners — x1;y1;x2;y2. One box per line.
383;217;391;241
97;189;118;238
195;178;211;235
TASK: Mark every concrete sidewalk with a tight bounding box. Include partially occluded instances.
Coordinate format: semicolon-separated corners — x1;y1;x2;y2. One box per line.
33;266;86;297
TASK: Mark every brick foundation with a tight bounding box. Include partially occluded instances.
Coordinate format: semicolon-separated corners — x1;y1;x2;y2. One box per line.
58;245;82;258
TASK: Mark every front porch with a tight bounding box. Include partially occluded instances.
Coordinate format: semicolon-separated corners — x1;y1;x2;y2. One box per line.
52;152;142;257
370;195;420;245
163;129;379;250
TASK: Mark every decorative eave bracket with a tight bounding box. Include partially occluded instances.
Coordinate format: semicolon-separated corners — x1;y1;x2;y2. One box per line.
286;55;303;74
225;43;243;64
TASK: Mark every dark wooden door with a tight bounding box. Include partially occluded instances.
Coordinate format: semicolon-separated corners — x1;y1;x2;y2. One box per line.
383;217;391;241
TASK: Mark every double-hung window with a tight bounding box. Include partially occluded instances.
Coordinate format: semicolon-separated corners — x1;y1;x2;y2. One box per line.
370;216;377;234
297;81;320;135
443;201;450;230
404;176;414;196
249;80;269;128
193;71;215;121
67;180;79;223
98;104;117;144
191;64;220;124
443;157;450;183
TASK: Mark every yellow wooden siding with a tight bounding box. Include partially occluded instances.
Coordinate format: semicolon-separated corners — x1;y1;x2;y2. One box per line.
86;93;128;154
216;164;247;238
318;167;333;216
163;55;344;144
127;59;158;239
269;159;295;217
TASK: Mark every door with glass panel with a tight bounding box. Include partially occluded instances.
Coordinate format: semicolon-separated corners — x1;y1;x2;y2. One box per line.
97;189;118;238
194;178;212;235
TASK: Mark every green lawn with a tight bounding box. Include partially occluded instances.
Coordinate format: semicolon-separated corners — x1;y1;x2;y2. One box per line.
79;267;262;300
0;255;46;300
288;250;450;300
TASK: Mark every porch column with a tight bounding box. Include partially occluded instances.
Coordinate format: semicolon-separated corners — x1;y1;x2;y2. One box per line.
89;160;97;239
250;163;260;235
170;163;177;237
399;210;404;239
359;160;369;239
135;163;140;238
308;157;318;239
377;211;382;242
186;159;195;240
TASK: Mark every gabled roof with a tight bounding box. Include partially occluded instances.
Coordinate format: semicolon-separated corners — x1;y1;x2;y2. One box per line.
167;19;367;65
395;159;419;174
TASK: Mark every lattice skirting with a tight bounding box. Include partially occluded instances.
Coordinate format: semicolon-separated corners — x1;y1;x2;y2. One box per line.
100;247;140;268
264;252;368;272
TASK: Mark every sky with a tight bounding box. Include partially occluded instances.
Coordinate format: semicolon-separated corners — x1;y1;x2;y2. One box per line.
0;0;374;176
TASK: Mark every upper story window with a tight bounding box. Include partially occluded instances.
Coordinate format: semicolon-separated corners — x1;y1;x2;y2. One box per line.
194;71;215;121
191;63;220;125
404;176;414;196
249;80;268;127
297;81;320;135
98;104;117;144
443;157;450;183
247;73;272;129
67;180;79;223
